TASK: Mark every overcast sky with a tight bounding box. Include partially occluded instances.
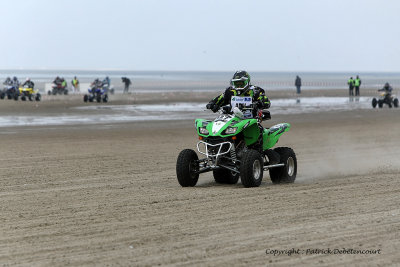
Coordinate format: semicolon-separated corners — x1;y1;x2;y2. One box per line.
1;0;400;72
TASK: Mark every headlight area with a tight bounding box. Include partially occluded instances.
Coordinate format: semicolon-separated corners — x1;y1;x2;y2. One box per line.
199;127;209;135
223;127;237;135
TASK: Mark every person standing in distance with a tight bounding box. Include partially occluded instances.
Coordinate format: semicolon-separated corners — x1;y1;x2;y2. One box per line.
295;75;302;94
121;77;132;93
348;77;355;96
71;76;80;93
354;75;361;96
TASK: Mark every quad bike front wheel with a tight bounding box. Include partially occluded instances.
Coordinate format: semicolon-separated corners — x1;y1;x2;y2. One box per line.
269;147;297;184
83;95;88;102
240;149;263;187
378;100;383;108
213;168;239;184
176;149;199;187
372;98;377;108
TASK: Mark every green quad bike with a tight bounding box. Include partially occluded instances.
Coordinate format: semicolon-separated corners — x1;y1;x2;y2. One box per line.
176;97;297;188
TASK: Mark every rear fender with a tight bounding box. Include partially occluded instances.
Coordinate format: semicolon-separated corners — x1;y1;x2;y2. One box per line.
263;123;291;150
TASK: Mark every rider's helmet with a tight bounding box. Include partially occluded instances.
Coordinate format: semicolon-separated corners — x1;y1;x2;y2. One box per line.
13;76;17;81
26;77;30;81
231;70;251;94
384;82;390;89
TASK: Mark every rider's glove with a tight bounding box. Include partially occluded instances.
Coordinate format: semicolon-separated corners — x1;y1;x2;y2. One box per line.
206;103;214;110
211;105;219;112
206;102;219;112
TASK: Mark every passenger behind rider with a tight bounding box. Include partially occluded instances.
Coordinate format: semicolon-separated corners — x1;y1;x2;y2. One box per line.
22;78;34;88
206;70;270;113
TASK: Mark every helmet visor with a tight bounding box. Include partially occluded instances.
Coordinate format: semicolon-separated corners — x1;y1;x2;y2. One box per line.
232;79;248;89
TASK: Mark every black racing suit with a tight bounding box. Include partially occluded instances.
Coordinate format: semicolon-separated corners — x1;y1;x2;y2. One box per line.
22;81;34;88
206;85;271;112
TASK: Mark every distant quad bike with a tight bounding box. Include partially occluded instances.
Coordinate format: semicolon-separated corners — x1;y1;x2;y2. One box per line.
176;96;297;188
48;83;68;95
15;86;41;101
83;87;108;103
372;92;398;108
0;85;18;100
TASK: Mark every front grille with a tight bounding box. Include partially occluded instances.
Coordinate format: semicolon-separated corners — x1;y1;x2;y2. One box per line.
205;136;227;145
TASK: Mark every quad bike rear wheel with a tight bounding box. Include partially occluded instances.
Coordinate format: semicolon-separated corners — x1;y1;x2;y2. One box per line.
240;149;263;187
394;98;399;108
213;168;239;184
0;92;5;99
378;100;383;108
83;95;88;102
35;93;41;101
176;149;199;187
269;147;297;184
372;98;377;108
96;94;101;103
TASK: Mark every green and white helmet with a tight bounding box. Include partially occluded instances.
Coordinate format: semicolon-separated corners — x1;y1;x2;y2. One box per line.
231;70;251;92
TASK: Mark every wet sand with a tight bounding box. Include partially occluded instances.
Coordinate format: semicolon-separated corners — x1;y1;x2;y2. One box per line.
0;92;399;266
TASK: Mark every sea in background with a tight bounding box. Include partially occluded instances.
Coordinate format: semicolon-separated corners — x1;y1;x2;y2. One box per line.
1;70;400;92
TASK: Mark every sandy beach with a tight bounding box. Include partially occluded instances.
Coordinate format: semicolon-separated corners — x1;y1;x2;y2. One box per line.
0;90;399;266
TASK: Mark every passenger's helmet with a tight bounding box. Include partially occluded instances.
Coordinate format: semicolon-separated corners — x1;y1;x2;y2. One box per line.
231;70;250;93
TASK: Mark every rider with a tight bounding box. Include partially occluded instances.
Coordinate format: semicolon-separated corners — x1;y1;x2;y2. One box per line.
3;77;12;85
379;82;393;94
90;78;103;94
12;76;20;87
53;76;62;85
22;78;34;88
103;76;110;86
206;70;270;113
379;82;393;102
